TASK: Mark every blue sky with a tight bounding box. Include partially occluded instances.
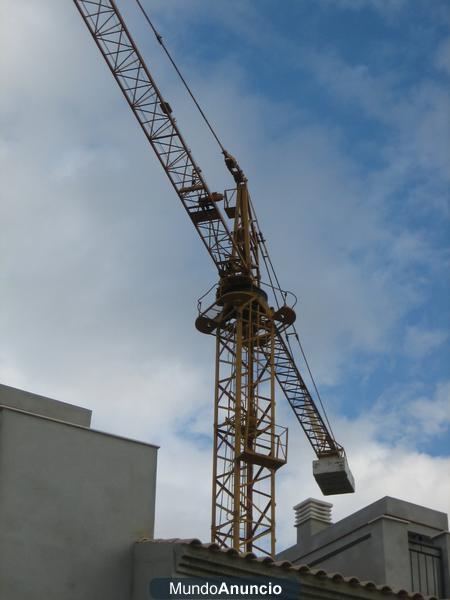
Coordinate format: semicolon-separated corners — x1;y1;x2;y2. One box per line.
0;0;449;547
138;0;450;448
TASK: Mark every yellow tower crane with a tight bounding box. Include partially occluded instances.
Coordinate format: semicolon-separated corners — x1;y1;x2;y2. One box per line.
73;0;355;557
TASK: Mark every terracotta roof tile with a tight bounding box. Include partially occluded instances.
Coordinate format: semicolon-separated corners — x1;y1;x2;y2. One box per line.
329;573;345;582
254;555;274;564
361;581;377;590
272;559;293;569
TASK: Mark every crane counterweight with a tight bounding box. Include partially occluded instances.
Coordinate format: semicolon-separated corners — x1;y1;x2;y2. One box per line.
313;455;356;495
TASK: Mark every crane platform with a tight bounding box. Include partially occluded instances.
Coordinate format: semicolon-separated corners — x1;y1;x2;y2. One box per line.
238;449;287;471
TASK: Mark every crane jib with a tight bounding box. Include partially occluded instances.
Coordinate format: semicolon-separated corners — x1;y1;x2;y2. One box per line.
273;330;341;457
73;0;236;273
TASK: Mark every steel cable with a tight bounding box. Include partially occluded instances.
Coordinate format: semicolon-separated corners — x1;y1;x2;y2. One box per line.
134;0;227;154
134;0;337;443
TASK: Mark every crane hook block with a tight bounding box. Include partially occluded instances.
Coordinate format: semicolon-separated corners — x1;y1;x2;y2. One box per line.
313;455;355;495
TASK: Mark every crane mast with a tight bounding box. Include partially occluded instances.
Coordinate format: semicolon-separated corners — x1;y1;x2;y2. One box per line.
73;0;355;557
199;171;289;554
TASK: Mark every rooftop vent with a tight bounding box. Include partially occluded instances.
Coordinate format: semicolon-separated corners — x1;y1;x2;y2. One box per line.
294;498;333;544
294;498;332;527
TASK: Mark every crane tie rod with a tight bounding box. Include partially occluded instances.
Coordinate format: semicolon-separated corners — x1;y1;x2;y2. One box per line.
134;0;227;155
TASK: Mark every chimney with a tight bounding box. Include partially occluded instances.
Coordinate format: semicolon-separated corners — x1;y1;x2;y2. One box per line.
294;498;332;545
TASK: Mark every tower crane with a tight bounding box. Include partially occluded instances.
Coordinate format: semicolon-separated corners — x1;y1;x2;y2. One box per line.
73;0;355;557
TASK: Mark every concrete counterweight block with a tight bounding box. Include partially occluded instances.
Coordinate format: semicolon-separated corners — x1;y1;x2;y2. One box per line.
313;455;355;495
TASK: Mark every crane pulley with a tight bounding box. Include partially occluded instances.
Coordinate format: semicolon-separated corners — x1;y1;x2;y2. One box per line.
73;0;355;557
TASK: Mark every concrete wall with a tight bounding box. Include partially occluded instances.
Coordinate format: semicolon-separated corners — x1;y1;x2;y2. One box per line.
282;518;387;585
0;406;157;600
380;517;413;591
0;383;92;426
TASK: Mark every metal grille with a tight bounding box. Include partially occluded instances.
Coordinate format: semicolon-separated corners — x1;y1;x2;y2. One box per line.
409;533;443;597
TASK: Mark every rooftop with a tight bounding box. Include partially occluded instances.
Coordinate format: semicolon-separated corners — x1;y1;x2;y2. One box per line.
136;538;439;600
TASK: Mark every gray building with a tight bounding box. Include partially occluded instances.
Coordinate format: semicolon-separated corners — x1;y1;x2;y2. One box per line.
277;497;450;599
0;383;158;600
0;382;447;600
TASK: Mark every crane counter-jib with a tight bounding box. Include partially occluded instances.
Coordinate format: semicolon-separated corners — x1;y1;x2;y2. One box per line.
72;0;355;557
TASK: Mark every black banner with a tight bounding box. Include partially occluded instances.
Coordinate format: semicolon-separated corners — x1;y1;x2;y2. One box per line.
149;577;300;600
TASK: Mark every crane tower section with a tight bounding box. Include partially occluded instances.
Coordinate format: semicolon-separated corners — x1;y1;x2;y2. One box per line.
196;177;294;554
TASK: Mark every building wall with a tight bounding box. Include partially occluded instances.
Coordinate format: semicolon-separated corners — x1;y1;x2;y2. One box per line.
277;497;449;599
0;407;157;600
283;518;388;586
381;518;413;591
0;382;92;426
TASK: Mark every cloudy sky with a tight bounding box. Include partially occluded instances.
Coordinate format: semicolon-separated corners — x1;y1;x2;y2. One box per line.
1;0;449;550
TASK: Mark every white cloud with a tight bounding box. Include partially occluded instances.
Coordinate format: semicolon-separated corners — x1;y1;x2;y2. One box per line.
0;0;448;555
404;326;448;359
409;382;450;437
435;36;450;76
305;49;450;187
323;0;406;12
153;393;450;547
364;380;450;445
